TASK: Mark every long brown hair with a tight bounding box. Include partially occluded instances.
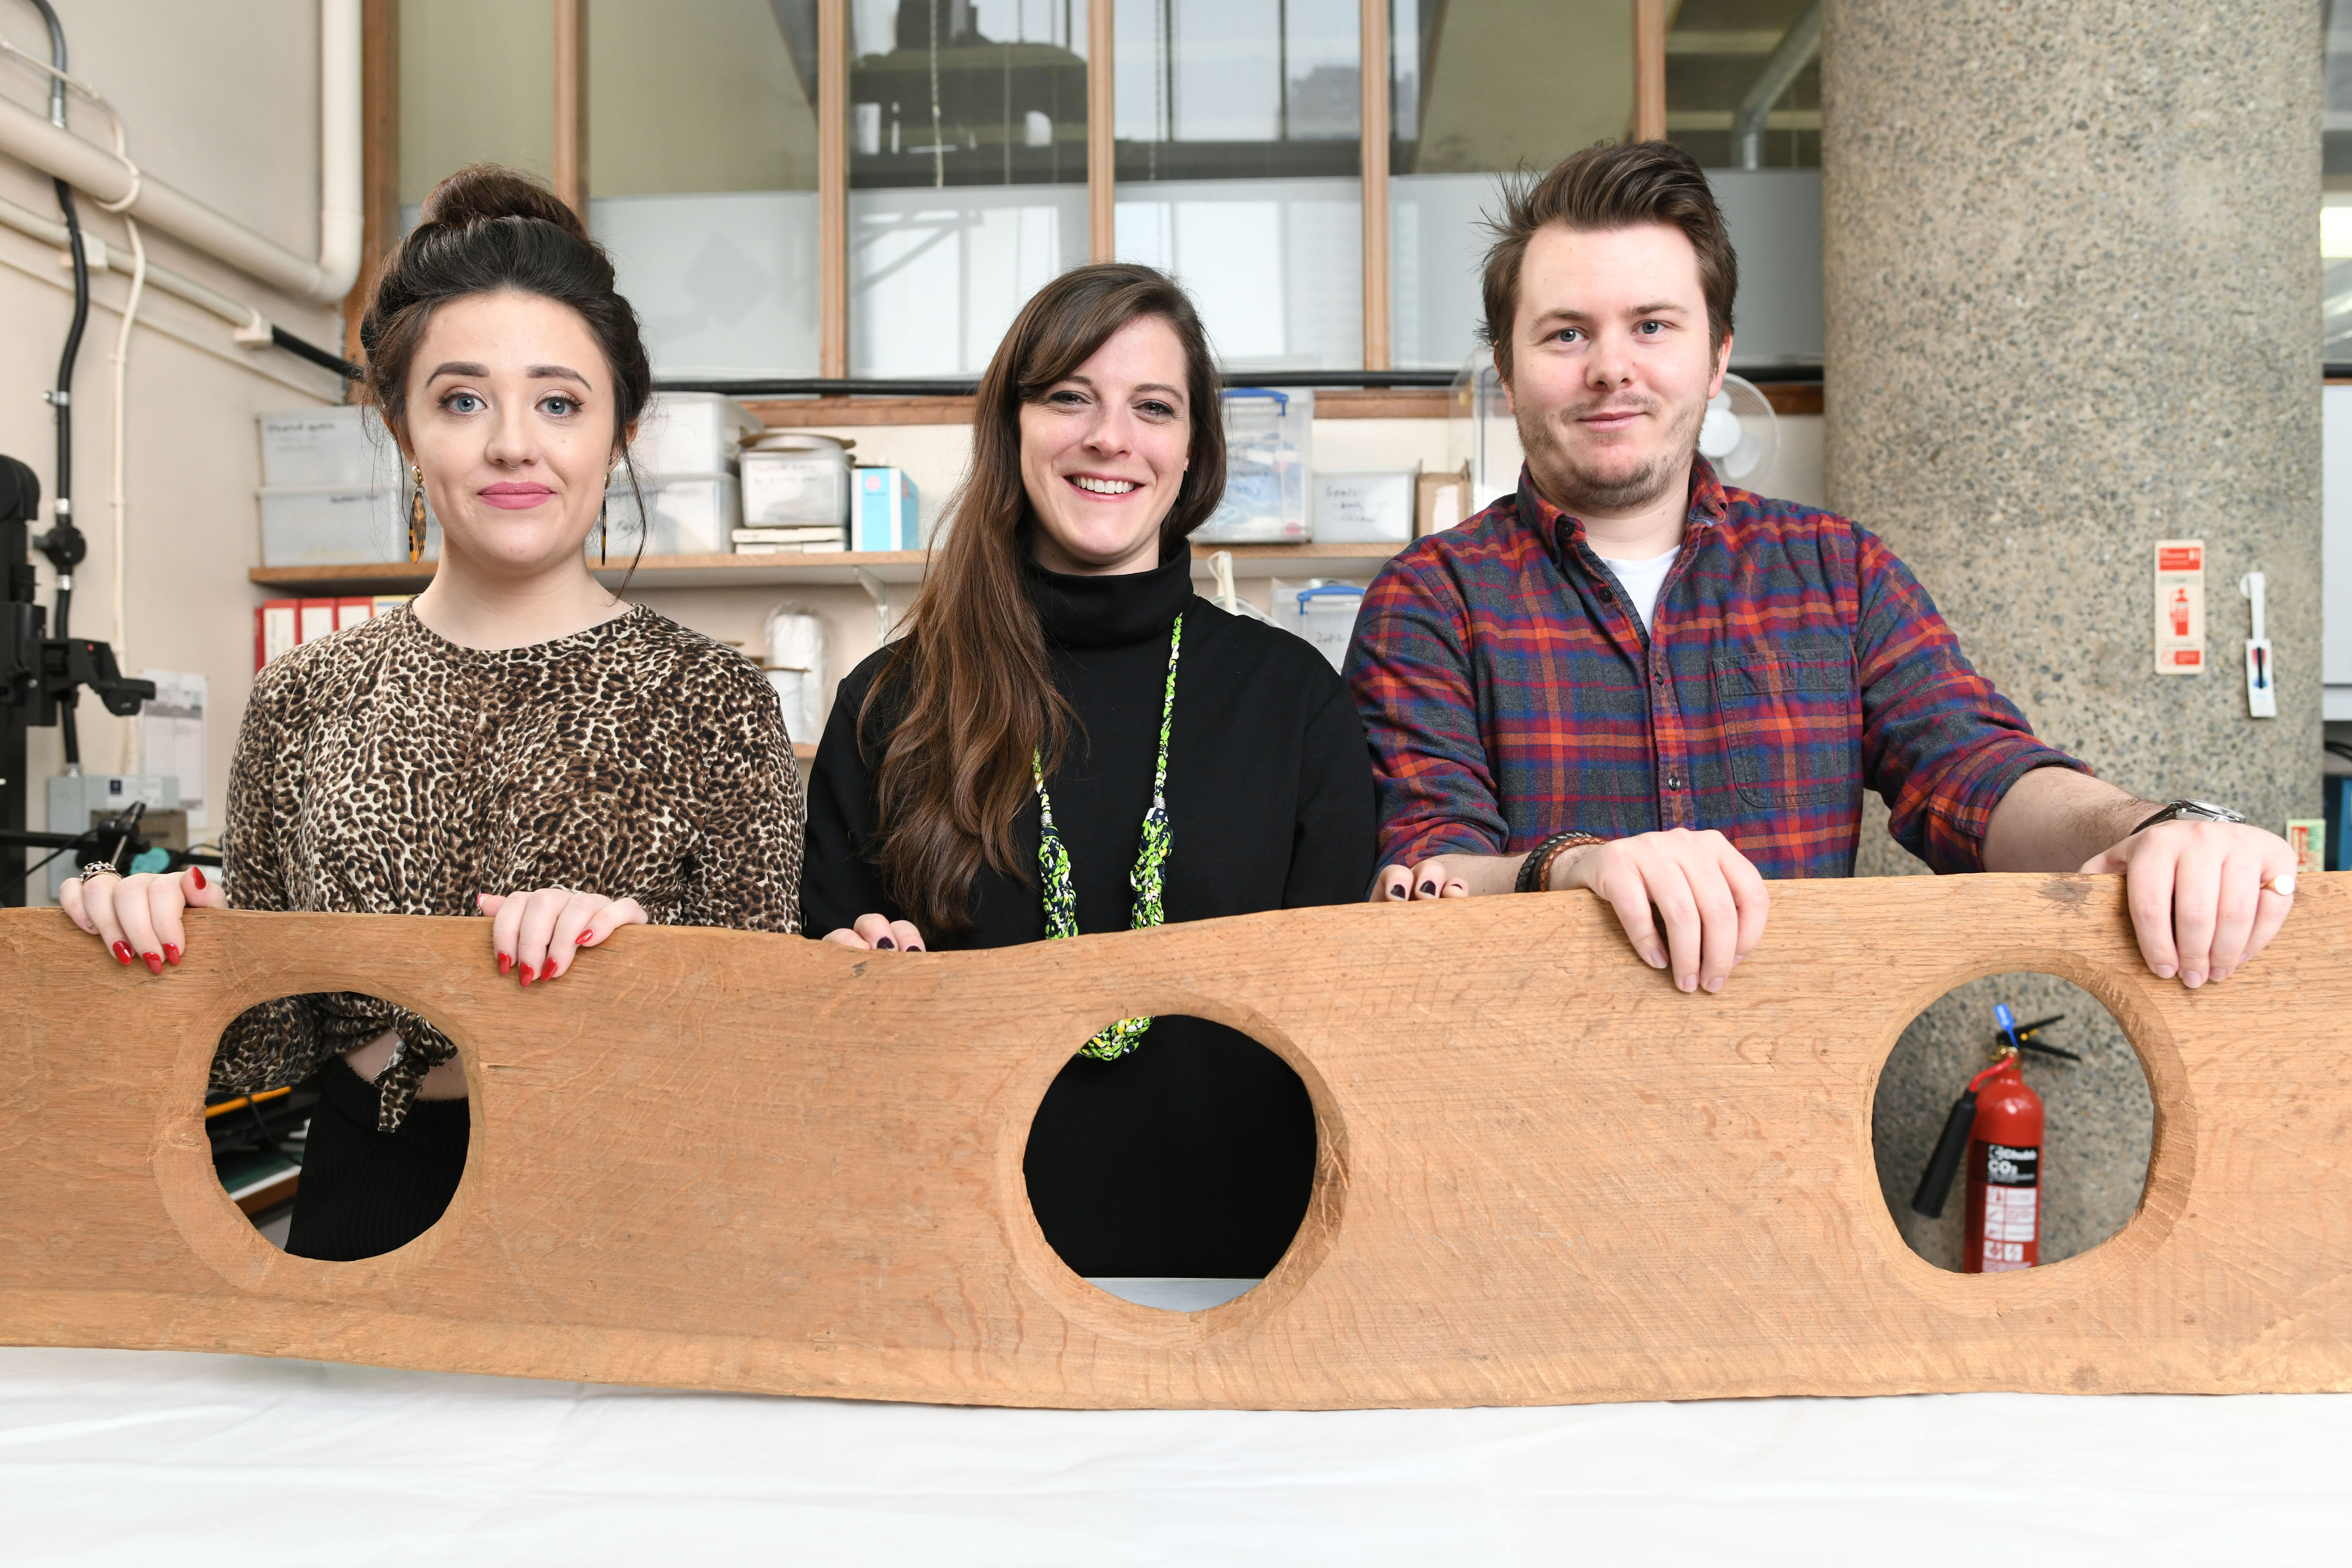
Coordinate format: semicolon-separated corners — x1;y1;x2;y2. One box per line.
864;263;1225;936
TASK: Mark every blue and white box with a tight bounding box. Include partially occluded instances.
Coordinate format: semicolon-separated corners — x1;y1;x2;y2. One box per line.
853;467;921;551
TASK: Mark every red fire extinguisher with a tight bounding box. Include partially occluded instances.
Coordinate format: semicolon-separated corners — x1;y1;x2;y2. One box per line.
1962;1053;2042;1272
1912;1004;2076;1271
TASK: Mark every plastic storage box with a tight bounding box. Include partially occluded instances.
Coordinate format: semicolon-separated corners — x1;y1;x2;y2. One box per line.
853;468;921;551
742;443;851;527
1311;470;1415;542
1449;357;1524;510
629;393;763;475
258;406;400;489
1282;582;1366;672
1198;388;1312;542
258;486;440;565
604;473;741;557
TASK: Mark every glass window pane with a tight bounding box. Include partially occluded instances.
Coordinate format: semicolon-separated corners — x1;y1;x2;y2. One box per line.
850;0;1092;377
399;0;554;205
1662;0;1820;171
1385;0;1633;369
2325;2;2352;358
1665;0;1820;370
1115;0;1362;371
588;0;824;379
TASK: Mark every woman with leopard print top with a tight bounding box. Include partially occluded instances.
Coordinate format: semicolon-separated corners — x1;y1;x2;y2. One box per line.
62;166;803;1260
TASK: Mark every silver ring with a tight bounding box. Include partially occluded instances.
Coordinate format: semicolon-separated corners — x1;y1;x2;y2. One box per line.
77;862;121;883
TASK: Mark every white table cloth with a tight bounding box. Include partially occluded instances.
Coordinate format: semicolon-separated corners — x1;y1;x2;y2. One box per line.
2;1345;2345;1564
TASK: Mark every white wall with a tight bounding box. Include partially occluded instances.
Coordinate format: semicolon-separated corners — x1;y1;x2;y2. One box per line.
0;1;349;895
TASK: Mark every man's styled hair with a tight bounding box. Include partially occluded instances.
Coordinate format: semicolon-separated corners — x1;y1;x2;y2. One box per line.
1478;140;1738;379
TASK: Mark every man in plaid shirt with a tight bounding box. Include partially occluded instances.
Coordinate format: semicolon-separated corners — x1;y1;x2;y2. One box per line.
1345;142;2298;995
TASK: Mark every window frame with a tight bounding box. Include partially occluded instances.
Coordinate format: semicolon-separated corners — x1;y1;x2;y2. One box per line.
358;0;1667;380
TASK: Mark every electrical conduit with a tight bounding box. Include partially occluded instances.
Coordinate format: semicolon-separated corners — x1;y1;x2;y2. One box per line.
0;0;361;305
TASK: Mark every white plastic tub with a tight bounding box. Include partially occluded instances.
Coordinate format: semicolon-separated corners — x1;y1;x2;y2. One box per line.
629;393;764;476
258;485;439;565
1312;470;1416;542
1198;388;1312;543
742;447;850;526
258;406;400;489
1280;581;1366;671
604;472;741;557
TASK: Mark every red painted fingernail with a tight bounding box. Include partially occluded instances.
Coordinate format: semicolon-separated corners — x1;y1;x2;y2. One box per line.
111;941;134;965
576;931;593;944
519;963;535;987
163;944;180;967
497;952;512;975
191;866;206;890
142;952;163;975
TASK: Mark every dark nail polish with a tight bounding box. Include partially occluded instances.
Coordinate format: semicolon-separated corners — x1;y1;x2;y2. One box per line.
1387;884;1406;899
190;866;206;891
907;945;923;953
163;944;180;967
142;952;163;975
111;941;133;965
876;937;895;950
497;953;512;975
1419;881;1437;895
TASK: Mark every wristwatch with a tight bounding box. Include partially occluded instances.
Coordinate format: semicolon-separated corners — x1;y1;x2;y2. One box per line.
2130;799;2247;836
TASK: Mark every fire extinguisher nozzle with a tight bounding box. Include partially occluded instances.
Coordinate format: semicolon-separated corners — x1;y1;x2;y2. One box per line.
1911;1090;1979;1218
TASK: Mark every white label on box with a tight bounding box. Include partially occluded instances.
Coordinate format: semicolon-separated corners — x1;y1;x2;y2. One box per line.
138;670;208;831
2153;539;2204;675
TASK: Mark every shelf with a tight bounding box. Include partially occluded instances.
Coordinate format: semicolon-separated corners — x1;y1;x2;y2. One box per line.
739;387;1451;427
246;541;1409;597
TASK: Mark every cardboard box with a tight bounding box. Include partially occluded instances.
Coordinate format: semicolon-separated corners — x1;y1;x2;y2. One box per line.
1416;462;1472;537
854;468;921;551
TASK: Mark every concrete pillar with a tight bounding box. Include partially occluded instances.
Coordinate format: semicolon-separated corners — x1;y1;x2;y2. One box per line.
1821;2;2322;1266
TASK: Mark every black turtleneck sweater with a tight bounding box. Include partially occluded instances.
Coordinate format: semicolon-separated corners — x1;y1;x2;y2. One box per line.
800;549;1375;1277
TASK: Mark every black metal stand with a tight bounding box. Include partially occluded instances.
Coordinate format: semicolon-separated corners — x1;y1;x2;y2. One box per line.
1;454;158;906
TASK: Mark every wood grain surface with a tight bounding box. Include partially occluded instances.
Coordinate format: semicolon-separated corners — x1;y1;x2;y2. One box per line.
2;874;2347;1409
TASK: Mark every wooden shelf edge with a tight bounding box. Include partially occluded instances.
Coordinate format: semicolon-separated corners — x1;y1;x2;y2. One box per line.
247;541;1412;597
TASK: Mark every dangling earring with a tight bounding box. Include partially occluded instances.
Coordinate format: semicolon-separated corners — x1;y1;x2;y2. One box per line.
598;489;609;564
407;464;427;564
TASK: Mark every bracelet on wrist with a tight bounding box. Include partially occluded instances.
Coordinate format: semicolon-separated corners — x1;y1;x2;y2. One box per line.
1516;832;1606;893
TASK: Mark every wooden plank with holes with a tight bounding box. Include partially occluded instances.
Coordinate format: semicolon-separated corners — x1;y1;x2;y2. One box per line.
1;875;2347;1409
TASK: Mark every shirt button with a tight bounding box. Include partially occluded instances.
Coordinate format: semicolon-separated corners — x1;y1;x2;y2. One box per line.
1596;586;1615;604
1665;770;1684;789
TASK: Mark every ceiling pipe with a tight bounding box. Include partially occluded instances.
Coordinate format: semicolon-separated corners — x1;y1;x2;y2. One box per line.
1732;0;1820;171
0;0;361;305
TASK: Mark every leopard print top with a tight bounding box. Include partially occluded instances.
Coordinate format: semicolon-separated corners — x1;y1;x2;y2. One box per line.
215;602;803;1129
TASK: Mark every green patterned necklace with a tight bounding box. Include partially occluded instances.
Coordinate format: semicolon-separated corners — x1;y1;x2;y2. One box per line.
1033;612;1182;1061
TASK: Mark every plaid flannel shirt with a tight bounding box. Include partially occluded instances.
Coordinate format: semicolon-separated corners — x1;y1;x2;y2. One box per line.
1343;461;2086;879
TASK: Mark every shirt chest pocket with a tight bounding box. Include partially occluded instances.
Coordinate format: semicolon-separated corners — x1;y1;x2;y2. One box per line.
1708;638;1859;810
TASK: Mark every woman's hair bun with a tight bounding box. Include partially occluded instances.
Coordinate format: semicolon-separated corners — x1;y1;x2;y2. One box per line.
418;163;588;243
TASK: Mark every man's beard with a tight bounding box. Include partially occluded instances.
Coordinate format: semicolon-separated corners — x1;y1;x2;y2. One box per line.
1518;388;1707;516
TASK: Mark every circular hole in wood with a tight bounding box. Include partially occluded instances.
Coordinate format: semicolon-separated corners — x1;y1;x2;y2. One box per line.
207;995;469;1260
1022;1013;1317;1312
1872;971;2152;1272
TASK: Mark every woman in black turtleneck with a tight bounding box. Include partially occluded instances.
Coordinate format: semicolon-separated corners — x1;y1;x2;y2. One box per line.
799;264;1373;1281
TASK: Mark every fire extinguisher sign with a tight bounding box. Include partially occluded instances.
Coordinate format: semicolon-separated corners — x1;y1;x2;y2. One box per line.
2153;538;2205;676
